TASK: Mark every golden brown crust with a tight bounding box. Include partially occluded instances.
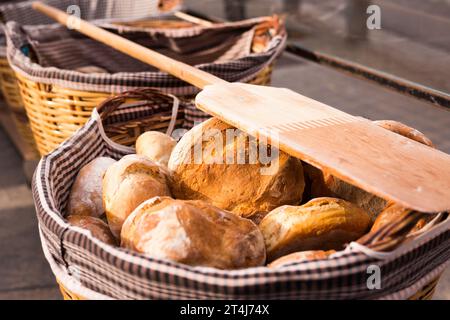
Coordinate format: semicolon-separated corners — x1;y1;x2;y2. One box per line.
67;157;116;218
268;250;335;268
371;202;430;234
121;197;266;269
135;131;177;167
103;154;171;239
259;197;371;261
373;120;434;148
67;215;117;246
168;118;305;218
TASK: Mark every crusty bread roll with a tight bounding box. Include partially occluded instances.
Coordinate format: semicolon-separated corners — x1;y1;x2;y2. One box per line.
103;154;171;238
268;250;335;268
136;131;177;167
67;157;116;218
259;197;371;261
121;197;266;269
373;120;434;148
67;215;116;245
304;163;386;220
305;120;435;217
371;203;430;234
168;118;305;218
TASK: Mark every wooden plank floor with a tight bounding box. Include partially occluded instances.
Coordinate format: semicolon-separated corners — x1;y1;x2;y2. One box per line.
0;53;448;299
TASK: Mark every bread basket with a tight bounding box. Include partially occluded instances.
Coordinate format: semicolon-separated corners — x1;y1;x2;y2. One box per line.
33;88;450;300
5;15;283;157
0;0;183;160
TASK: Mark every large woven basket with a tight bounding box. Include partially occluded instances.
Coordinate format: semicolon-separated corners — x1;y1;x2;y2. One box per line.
0;0;182;159
6;16;284;157
33;88;450;300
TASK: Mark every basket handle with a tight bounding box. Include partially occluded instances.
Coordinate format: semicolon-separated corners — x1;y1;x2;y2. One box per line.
96;88;175;120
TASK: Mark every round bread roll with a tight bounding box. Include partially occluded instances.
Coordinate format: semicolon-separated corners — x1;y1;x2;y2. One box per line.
67;215;116;245
168;118;305;218
136;131;177;167
373;120;434;148
121;197;266;269
260;197;371;261
67;157;116;218
305;120;434;217
371;202;430;234
268;250;335;268
103;154;171;238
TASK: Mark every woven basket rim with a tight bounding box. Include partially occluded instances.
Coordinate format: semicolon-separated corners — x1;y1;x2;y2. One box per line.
6;16;285;85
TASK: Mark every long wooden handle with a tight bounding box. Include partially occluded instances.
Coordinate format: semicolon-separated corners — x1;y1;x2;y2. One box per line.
32;1;227;89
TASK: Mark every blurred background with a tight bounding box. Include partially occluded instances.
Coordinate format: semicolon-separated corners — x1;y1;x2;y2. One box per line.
0;0;449;299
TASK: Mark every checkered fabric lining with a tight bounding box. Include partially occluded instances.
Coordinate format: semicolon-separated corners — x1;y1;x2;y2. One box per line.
0;0;173;54
5;16;285;125
6;16;284;95
33;101;450;299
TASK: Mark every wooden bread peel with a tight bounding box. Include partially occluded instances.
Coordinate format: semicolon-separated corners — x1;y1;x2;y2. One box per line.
32;2;450;213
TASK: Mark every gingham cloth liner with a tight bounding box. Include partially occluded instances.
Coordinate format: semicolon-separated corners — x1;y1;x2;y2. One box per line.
32;102;450;299
0;0;177;55
25;21;255;69
6;17;285;96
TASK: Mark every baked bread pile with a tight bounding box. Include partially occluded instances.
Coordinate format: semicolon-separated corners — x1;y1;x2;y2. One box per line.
66;118;433;269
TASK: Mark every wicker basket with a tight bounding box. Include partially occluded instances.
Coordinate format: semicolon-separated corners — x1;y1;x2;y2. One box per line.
0;0;183;159
7;16;284;156
0;54;40;159
32;88;450;300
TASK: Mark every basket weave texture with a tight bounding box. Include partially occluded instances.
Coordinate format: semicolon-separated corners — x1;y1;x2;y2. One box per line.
6;16;284;156
33;88;450;300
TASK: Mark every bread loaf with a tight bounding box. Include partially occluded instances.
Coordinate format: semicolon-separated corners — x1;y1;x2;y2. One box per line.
268;250;335;268
121;197;266;269
371;203;430;234
103;154;171;238
67;157;116;218
259;197;371;261
136;131;177;167
305;120;435;217
168;118;305;219
67;215;116;245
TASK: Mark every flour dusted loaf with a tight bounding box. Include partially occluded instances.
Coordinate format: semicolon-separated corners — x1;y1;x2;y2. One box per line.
305;120;435;217
67;215;116;246
136;131;177;167
103;154;171;238
67;157;116;218
168;118;305;218
259;197;371;261
121;197;266;269
268;250;335;268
